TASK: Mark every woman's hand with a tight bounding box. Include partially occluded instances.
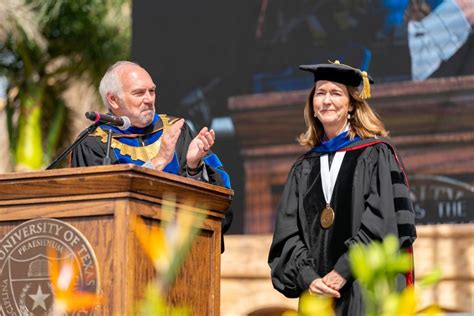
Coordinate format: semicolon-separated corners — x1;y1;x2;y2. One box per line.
322;269;347;291
308;278;341;298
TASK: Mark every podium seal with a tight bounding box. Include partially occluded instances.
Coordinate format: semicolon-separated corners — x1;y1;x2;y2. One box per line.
0;218;100;315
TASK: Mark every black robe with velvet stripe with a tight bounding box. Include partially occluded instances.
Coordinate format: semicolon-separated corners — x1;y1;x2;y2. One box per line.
70;116;233;243
268;138;416;315
70;116;229;188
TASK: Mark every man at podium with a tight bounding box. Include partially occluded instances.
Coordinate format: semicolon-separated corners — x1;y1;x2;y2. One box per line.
70;61;231;190
70;61;233;245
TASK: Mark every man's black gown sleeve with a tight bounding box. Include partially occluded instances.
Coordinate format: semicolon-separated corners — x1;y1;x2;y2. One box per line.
176;123;234;249
71;122;229;188
71;122;233;251
176;123;230;188
71;135;116;167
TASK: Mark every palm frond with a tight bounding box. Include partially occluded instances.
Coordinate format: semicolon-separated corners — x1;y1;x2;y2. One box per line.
0;0;47;50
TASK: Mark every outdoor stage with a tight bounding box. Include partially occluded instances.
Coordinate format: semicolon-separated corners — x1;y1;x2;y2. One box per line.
221;224;473;315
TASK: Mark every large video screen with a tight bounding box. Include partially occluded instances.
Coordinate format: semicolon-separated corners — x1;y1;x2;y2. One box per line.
133;0;474;232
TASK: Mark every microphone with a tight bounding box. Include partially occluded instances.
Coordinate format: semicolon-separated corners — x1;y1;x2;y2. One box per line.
85;111;131;130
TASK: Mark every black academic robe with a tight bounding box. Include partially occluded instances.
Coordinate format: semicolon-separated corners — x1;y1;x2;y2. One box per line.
70;116;229;188
268;138;416;315
70;115;233;238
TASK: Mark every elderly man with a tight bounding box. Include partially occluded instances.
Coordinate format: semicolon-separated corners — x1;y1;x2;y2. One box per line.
71;61;230;189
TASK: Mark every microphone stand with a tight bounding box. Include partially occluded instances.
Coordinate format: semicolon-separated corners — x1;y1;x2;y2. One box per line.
102;128;113;165
46;123;100;170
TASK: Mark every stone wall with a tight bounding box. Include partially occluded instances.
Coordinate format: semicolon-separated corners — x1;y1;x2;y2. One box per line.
221;224;473;315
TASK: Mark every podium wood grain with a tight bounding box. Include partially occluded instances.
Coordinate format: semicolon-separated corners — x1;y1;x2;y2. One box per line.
0;165;233;315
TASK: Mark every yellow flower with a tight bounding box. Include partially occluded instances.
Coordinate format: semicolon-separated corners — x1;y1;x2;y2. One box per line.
131;194;205;291
395;287;443;316
47;248;101;314
295;292;335;316
419;305;443;316
131;215;172;272
395;286;417;315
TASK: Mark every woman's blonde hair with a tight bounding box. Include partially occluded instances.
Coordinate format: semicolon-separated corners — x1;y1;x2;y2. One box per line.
297;85;388;147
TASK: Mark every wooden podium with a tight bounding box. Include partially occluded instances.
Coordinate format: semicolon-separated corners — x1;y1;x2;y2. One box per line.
0;165;233;315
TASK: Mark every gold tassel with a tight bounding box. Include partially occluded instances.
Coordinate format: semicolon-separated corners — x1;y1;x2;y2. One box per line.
359;71;371;99
329;60;371;99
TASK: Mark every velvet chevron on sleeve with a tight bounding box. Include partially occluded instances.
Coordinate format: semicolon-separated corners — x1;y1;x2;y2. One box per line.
71;113;231;189
177;123;231;188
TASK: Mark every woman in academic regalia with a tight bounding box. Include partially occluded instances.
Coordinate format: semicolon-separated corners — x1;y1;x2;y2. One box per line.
268;61;417;315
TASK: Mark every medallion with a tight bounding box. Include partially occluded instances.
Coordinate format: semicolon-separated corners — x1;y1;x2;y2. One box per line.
320;205;335;229
320;151;345;229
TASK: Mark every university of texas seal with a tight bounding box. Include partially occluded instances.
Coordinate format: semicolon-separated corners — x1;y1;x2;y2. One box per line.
0;218;100;315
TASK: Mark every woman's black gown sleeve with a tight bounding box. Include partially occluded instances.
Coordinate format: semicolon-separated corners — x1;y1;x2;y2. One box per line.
268;160;319;298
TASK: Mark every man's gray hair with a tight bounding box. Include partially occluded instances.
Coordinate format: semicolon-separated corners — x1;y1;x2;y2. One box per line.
99;61;140;109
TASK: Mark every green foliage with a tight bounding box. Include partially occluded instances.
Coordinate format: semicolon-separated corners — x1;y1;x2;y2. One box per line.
417;268;443;288
349;235;443;316
138;285;190;316
15;91;43;169
1;0;131;170
350;235;412;290
292;236;443;316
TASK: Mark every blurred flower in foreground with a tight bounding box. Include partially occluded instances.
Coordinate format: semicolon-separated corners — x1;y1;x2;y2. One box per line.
281;235;443;316
138;284;190;316
349;235;443;316
131;193;206;315
132;194;205;292
47;248;101;315
395;286;442;316
283;292;334;316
